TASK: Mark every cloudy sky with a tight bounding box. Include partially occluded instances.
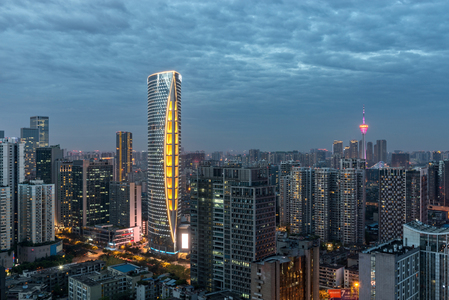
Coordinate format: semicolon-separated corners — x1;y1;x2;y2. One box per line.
1;0;448;152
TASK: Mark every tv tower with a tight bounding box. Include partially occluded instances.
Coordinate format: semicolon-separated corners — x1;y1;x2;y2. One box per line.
359;106;369;159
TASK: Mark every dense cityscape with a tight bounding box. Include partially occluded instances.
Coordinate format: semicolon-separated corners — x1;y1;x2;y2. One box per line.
1;81;449;300
2;1;449;300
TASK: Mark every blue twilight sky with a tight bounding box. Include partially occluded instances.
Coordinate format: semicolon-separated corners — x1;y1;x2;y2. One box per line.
1;0;448;152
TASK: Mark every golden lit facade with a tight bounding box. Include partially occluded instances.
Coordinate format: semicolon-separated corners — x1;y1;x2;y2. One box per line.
116;131;133;182
147;71;181;254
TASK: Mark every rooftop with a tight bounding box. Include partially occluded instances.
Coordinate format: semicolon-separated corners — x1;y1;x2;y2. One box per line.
109;263;139;274
404;220;449;235
362;240;416;256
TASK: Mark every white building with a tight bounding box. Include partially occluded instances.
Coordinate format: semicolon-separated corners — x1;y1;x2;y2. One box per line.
0;137;25;245
18;180;55;244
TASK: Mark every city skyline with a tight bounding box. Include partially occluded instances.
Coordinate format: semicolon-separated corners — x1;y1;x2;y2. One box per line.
1;0;449;152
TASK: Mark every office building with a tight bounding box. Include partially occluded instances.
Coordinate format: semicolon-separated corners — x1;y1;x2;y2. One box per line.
70;159;113;232
359;240;420;300
190;166;276;297
109;181;142;229
30;116;49;147
0;137;25;244
36;145;63;184
147;71;182;254
349;140;358;159
0;130;3;138
251;237;320;300
20;127;39;180
391;153;410;168
403;221;449;299
18;180;55;244
55;160;74;227
116;131;133;182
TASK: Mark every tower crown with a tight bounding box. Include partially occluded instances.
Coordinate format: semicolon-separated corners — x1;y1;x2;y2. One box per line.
359;106;368;134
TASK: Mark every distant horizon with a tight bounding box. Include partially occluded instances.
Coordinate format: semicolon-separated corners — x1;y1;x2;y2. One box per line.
2;1;448;153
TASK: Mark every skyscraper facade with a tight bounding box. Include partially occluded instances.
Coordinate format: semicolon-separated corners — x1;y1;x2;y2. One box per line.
332;140;343;157
349;140;358;159
147;71;182;254
36;145;63;184
20;127;39;180
116;131;133;182
374;140;387;163
30;116;49;148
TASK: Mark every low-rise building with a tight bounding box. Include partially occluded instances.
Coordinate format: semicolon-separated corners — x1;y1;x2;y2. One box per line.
17;239;63;263
319;264;345;288
19;260;105;293
6;283;48;300
83;224;141;246
69;270;127;300
344;265;359;289
107;263;152;297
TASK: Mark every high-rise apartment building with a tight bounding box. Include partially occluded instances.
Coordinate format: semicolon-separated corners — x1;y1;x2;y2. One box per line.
109;182;142;229
36;145;63;184
190;166;276;297
366;141;373;164
20;128;39;180
290;167;315;235
340;160;365;245
18;180;55;244
30;116;49;147
374;140;387;163
378;169;426;242
349;140;358;159
147;71;182;254
248;149;260;163
314;168;339;243
0;138;25;244
116;131;132;182
332;140;343;157
0;187;12;250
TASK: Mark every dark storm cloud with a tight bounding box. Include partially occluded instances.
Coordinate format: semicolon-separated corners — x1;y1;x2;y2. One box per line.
1;0;448;152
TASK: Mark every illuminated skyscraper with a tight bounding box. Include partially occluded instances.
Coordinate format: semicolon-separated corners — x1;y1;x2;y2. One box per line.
20;127;39;180
359;106;368;160
30;116;49;147
116;131;133;182
349;140;358;159
147;71;182;254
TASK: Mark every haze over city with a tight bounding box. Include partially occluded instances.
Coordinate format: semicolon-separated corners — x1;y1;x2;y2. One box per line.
1;0;448;152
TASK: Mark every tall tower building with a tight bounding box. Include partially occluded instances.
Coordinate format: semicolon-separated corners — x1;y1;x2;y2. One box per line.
20;128;39;180
359;106;368;160
30;116;49;147
0;138;25;244
116;131;133;182
290;167;315;235
36;145;63;184
0;187;12;250
190;166;276;297
147;71;182;254
55;160;74;227
109;182;142;229
349;140;358;159
366;141;373;164
340;159;365;245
